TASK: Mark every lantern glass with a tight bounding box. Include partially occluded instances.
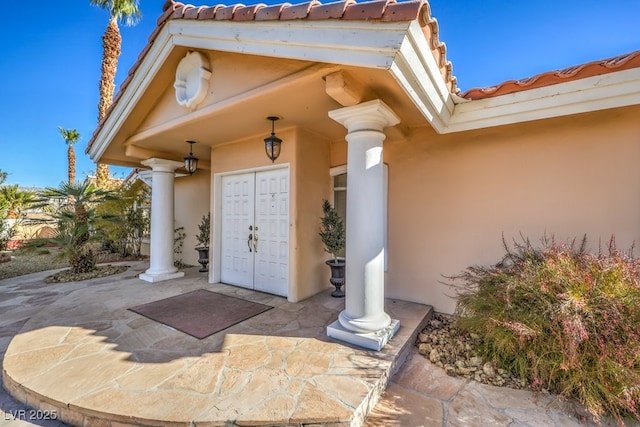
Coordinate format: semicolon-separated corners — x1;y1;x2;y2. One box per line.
184;141;199;175
184;154;198;174
264;134;282;163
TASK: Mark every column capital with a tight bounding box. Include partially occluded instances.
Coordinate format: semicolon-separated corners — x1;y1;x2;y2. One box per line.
141;158;184;173
328;99;400;133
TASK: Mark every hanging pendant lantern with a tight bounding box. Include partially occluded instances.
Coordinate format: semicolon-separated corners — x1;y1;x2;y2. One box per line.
184;140;199;175
264;116;282;163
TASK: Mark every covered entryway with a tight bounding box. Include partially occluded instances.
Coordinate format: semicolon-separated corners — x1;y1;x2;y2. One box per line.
220;167;289;296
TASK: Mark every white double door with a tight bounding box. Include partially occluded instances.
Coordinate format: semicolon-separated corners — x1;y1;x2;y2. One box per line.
220;168;289;296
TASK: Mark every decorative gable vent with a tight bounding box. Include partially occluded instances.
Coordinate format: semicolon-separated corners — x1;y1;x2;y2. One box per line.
174;51;212;110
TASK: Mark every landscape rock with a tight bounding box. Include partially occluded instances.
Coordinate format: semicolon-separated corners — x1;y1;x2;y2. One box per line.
482;362;496;377
417;343;431;356
468;356;483;367
414;313;530;390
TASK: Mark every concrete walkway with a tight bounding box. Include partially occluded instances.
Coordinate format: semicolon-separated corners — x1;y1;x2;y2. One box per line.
0;262;629;426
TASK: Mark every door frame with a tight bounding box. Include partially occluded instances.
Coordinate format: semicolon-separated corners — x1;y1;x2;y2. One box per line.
211;163;291;294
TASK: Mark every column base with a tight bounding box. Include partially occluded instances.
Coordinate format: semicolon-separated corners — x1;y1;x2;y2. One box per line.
327;318;400;351
139;271;185;283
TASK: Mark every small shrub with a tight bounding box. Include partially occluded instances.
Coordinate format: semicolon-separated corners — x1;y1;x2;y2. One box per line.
449;235;640;424
319;199;345;261
196;212;211;248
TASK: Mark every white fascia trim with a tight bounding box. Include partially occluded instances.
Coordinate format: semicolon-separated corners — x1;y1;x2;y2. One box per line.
168;19;411;68
88;19;413;162
88;28;174;162
445;67;640;133
389;21;455;133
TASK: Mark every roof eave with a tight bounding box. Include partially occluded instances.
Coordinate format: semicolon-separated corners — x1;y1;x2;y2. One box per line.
389;20;456;134
445;67;640;133
87;18;424;163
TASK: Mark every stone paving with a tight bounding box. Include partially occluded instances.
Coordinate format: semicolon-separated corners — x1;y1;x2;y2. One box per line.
1;262;428;426
1;262;633;426
364;348;621;427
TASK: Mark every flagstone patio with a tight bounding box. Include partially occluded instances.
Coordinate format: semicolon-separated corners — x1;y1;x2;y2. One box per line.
1;262;430;426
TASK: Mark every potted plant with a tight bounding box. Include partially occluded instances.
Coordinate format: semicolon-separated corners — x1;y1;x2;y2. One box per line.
319;199;346;297
195;212;210;272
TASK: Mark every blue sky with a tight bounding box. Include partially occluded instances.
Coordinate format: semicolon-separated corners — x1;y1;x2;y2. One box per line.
1;0;638;189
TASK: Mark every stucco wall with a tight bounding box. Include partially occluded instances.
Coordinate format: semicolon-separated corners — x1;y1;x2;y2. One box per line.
175;170;211;267
210;127;331;302
329;105;640;314
293;128;332;300
137;52;311;134
385;105;640;314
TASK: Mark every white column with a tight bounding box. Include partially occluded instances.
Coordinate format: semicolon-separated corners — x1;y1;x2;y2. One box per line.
139;158;185;283
326;99;400;351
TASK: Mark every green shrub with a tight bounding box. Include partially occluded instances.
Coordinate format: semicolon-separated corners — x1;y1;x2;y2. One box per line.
450;235;640;424
319;199;345;261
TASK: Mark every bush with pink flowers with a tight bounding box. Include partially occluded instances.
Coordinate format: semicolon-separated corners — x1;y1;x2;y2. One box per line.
450;235;640;424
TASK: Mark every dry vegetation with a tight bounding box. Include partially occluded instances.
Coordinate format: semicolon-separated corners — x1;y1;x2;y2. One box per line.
0;247;136;281
0;247;69;280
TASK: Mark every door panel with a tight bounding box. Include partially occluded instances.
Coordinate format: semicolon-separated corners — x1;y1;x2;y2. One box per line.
254;169;289;296
220;169;289;297
221;173;255;287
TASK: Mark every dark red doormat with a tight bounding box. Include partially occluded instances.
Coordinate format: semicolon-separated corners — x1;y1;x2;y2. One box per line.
129;289;272;339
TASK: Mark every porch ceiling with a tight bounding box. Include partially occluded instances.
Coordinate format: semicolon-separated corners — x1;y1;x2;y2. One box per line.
99;53;428;170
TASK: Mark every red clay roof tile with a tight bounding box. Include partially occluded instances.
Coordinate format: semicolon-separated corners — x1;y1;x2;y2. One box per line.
280;1;321;20
183;5;207;19
199;5;224;20
171;4;188;19
462;50;640;100
382;0;422;21
308;0;355;20
216;4;243;20
255;3;291;20
343;0;390;20
234;4;266;21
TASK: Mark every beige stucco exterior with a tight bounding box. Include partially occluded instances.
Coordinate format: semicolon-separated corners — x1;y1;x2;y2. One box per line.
88;7;640;315
175;170;211;267
375;105;640;313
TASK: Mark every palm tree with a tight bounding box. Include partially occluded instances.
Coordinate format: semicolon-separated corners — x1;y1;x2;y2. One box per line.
91;0;141;187
38;181;114;273
0;185;35;220
58;127;80;183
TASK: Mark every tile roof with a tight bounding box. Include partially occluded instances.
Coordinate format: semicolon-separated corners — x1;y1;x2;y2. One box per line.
87;0;457;153
157;0;457;94
462;50;640;100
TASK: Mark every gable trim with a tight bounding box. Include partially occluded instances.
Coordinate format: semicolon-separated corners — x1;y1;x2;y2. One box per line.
88;18;416;162
390;20;455;133
88;28;174;162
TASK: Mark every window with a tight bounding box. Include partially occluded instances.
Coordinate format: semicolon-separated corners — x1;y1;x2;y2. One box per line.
333;172;347;224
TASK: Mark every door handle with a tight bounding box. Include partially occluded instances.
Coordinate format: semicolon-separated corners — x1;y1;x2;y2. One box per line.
253;232;259;253
248;234;253;252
